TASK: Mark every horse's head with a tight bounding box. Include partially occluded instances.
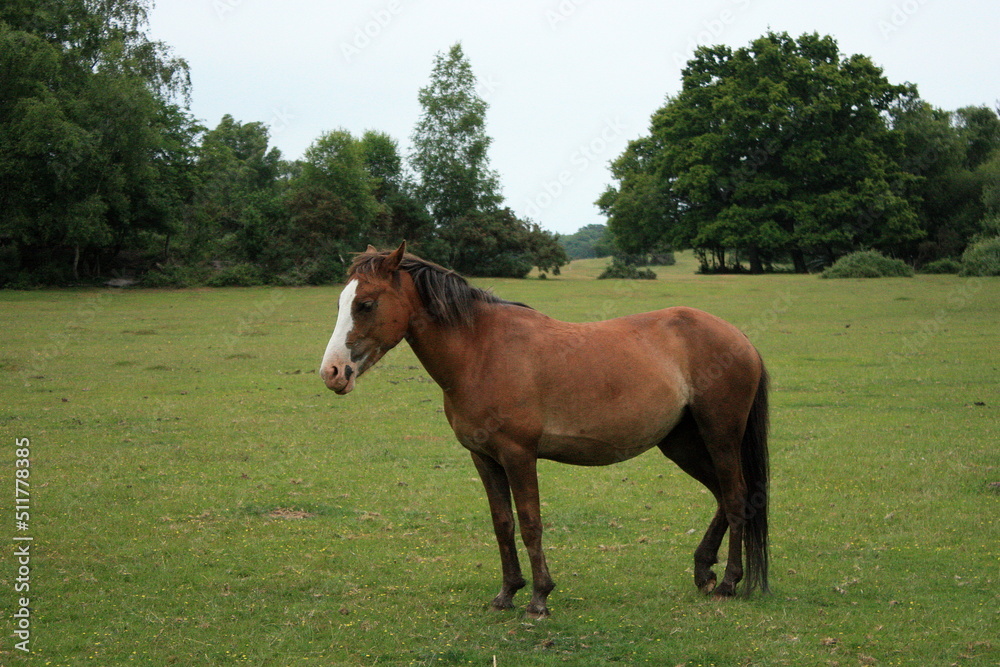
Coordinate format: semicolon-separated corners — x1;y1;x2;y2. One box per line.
319;242;413;394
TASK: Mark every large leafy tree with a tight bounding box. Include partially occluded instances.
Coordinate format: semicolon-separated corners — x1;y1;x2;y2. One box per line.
0;0;193;284
599;32;922;273
409;43;566;277
410;43;502;228
184;115;283;262
434;208;567;278
276;129;383;283
890;102;1000;263
359;130;433;246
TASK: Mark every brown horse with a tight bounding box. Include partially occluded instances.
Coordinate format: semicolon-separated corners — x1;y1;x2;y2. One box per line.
319;242;770;618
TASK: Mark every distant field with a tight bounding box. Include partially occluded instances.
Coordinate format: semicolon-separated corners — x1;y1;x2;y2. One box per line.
1;256;997;665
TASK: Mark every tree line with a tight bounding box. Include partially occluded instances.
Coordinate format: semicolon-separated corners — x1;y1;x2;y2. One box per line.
0;3;566;287
598;32;1000;273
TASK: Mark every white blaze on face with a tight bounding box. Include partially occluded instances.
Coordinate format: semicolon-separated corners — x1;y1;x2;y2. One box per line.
320;279;358;382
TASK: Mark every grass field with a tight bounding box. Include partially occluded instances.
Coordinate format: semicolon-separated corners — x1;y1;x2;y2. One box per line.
1;254;997;665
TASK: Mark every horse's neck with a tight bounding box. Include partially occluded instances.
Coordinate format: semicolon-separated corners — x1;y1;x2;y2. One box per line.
405;309;487;394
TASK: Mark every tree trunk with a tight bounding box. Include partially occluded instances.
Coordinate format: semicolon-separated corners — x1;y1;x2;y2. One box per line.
791;247;808;273
748;244;763;274
73;245;80;281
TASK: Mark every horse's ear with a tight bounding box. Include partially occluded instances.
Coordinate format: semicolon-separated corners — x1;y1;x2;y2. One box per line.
384;241;406;272
366;244;377;253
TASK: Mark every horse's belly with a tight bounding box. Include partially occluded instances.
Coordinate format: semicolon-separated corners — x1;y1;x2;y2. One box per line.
536;403;684;466
536;434;658;466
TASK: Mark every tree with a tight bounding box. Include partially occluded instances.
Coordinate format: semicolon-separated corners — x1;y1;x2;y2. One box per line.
954;106;1000;170
183;115;283;261
560;224;615;259
300;129;377;227
266;128;382;283
600;32;923;273
428;208;566;278
892;103;1000;263
0;0;193;284
359;130;434;246
359;130;403;195
410;43;502;228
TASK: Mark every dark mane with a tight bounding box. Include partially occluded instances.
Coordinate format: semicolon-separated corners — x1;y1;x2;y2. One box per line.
349;251;531;327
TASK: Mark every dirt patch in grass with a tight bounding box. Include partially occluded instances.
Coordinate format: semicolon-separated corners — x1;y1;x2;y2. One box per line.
267;507;316;520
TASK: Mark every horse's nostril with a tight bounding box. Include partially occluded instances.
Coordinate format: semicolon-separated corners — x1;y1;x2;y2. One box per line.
330;366;339;378
345;365;354;381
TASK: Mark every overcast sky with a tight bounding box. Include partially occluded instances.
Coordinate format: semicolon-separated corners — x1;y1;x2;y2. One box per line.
148;0;1000;236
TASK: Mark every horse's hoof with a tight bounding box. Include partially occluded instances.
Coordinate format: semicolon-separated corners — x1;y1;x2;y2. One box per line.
526;605;550;620
712;582;737;599
490;598;515;611
697;573;717;595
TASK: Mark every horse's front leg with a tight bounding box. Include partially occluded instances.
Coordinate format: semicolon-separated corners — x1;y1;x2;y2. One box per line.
470;451;526;610
500;448;555;619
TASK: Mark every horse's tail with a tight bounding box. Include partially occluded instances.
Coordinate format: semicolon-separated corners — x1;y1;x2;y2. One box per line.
741;359;770;595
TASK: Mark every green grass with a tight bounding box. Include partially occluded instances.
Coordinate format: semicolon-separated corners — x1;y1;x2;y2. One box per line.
1;255;998;665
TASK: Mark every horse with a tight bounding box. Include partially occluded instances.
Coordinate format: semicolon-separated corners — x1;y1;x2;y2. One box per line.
319;242;770;618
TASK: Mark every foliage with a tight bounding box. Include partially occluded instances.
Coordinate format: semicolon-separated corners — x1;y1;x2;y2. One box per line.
820;250;914;278
959;236;1000;276
359;130;435;246
0;0;193;283
426;208;567;278
918;257;962;274
139;261;209;288
559;223;615;259
617;250;675;267
598;257;657;279
410;43;502;228
600;31;928;273
893;101;1000;264
1;21;559;285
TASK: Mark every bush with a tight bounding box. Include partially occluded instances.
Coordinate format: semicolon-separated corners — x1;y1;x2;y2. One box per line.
821;251;913;278
205;263;265;287
959;236;1000;276
598;258;657;280
141;264;209;288
919;258;962;274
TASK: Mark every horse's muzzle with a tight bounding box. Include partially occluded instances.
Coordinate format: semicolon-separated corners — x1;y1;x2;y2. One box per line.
321;362;355;394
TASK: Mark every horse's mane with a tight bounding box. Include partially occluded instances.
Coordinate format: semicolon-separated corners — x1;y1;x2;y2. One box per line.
348;251;531;327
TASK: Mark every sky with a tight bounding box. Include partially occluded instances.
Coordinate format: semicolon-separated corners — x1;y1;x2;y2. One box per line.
148;0;1000;237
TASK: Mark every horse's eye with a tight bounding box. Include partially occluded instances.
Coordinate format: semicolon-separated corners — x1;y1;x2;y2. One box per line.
355;300;376;314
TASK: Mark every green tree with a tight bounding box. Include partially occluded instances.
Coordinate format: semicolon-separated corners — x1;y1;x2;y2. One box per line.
429;208;566;278
184;115;283;262
410;43;502;228
359;130;433;246
892;103;1000;263
954;106;1000;170
560;223;614;259
0;0;192;284
359;130;403;196
272;128;381;283
300;129;377;227
600;32;922;273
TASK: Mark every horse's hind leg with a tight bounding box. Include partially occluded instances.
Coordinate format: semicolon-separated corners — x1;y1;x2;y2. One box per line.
658;415;728;594
690;416;750;598
693;507;728;594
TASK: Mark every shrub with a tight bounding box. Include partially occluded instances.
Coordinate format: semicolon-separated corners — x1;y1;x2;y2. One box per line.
205;263;265;287
598;258;657;280
919;258;962;274
821;250;913;278
959;236;1000;276
141;264;209;288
